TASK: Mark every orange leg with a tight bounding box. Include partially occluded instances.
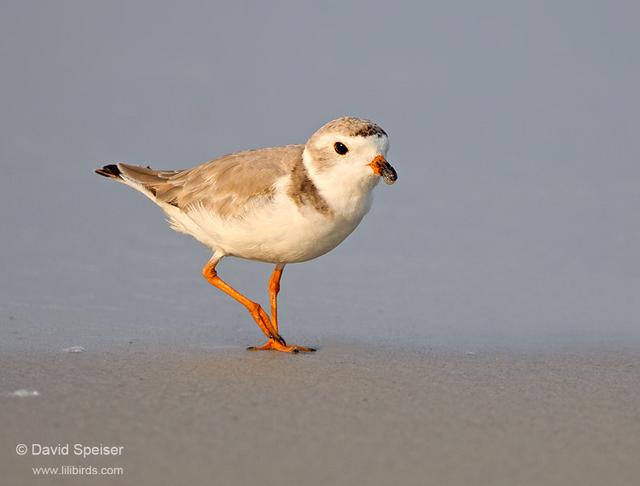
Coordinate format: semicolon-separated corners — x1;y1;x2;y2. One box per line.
247;263;315;354
202;258;283;345
269;264;285;334
202;258;314;353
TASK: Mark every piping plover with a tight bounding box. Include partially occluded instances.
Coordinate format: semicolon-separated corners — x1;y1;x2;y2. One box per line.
96;116;397;353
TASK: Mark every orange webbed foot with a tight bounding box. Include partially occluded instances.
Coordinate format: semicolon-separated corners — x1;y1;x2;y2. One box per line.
247;339;316;354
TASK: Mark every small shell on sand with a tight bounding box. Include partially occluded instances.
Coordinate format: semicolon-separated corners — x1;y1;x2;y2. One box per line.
3;389;40;398
63;346;85;353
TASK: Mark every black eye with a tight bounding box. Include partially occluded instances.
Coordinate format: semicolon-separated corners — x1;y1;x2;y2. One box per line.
334;142;349;155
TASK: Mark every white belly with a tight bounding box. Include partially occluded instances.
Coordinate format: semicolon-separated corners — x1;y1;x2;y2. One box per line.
166;191;371;264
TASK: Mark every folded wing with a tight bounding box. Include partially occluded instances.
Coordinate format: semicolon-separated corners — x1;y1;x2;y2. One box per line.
117;144;304;219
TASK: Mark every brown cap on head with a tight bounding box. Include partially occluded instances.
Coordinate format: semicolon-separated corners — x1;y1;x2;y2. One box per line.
313;117;387;138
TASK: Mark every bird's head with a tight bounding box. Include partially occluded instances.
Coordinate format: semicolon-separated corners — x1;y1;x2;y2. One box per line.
303;117;397;192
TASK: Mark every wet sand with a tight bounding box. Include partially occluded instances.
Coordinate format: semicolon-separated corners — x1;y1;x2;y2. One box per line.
2;342;639;486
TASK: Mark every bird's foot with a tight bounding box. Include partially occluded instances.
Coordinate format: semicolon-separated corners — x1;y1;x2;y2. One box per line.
247;338;316;354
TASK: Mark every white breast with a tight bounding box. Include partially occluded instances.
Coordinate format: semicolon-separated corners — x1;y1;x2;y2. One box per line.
165;175;373;264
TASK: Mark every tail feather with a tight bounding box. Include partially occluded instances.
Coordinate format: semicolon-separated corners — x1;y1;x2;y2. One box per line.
95;162;184;207
95;164;122;179
117;163;177;185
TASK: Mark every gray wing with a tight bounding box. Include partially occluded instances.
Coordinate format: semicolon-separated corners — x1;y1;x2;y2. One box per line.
118;144;304;219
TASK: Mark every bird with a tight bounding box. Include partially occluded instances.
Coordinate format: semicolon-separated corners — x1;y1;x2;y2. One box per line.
95;116;397;353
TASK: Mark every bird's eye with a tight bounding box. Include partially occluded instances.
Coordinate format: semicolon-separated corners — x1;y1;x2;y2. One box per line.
334;142;349;155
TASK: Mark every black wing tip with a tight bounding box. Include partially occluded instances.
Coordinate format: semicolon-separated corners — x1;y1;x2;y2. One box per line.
95;164;122;179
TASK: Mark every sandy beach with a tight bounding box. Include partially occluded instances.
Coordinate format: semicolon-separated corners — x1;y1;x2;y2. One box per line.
2;340;639;486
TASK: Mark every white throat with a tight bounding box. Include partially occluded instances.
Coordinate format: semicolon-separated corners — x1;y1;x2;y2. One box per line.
302;148;378;222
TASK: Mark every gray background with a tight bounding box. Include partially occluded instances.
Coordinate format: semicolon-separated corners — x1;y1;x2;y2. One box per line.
1;2;639;485
2;0;638;350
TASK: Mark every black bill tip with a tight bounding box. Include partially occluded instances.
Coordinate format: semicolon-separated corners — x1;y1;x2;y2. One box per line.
381;165;397;185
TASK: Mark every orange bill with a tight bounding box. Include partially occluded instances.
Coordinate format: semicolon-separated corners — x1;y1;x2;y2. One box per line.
368;155;397;185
